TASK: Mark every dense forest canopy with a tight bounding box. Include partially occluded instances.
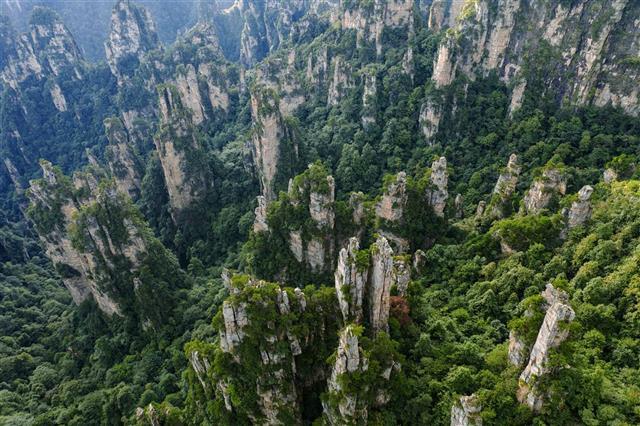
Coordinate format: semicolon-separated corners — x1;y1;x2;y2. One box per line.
1;0;639;425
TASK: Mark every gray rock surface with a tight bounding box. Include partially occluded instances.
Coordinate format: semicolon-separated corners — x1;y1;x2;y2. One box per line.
518;284;575;411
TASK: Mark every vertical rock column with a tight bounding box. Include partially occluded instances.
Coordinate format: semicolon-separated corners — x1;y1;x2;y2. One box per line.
154;85;208;220
335;237;368;323
250;88;292;201
517;284;575;411
488;153;521;219
369;236;394;334
426;156;449;217
104;117;143;200
450;394;482;426
523;167;567;214
323;325;370;425
104;0;159;85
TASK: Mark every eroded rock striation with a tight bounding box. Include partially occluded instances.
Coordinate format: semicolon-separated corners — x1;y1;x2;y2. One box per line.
337;0;414;56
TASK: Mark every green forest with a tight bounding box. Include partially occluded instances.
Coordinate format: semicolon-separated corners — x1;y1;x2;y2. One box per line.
1;0;639;425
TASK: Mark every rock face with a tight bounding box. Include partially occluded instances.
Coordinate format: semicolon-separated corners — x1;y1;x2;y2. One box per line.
523;167;567;214
104;0;159;85
250;88;294;201
420;100;441;143
202;279;325;423
518;284;575;411
362;70;377;127
237;0;337;67
376;172;407;222
566;185;594;229
309;175;336;229
489;153;521;218
430;0;640;116
338;0;414;56
369;236;394;334
154;85;209;219
104;117;143;200
603;168;618;184
450;394;482;426
335;238;368;323
219;300;249;355
284;164;336;273
426;156;449;217
26;161;183;323
328;56;354;106
507;330;528;368
427;0;465;31
323;325;370;425
253;195;270;233
393;257;411;296
0;8;83;110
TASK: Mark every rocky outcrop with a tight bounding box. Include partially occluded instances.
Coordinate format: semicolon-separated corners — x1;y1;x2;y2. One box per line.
428;0;465;31
523;167;567;214
419;100;442;143
154;85;209;219
362;70;377;127
488;153;521;218
104;117;143;200
253;195;270;233
250;88;294;201
253;51;304;115
328;56;354;106
104;0;159;85
175;64;206;125
369;236;394;334
426;156;449;217
26;161;183;323
219;300;249;355
393;257;411;296
335;238;367;323
338;0;414;56
309;175;335;229
323;325;370;425
285;165;335;272
202;279;322;423
376;172;407;222
517;284;575;411
507;330;528;368
430;0;640;115
566;185;593;229
450;394;482;426
1;9;83;110
603;168;618;184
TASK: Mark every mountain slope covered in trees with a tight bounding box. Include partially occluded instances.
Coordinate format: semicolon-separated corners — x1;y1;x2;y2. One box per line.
1;0;639;425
